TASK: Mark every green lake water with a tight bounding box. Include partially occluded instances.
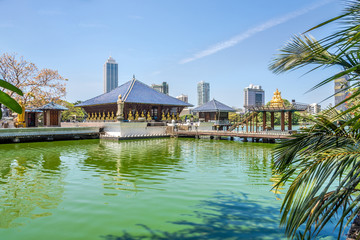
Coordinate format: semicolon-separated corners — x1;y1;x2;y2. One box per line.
0;138;341;239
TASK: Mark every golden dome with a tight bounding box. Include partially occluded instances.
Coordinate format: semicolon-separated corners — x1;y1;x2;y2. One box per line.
270;89;284;108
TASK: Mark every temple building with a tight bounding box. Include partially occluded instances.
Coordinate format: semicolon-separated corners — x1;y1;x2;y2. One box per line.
76;76;192;121
246;89;307;131
36;102;68;127
192;99;235;130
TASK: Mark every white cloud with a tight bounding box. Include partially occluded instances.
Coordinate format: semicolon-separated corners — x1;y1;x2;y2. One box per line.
179;0;334;64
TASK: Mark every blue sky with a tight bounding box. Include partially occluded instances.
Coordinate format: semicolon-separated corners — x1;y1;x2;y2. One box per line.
0;0;342;108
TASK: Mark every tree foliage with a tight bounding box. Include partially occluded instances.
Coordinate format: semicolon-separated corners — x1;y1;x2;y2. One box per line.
61;101;86;122
0;79;23;118
0;53;66;108
269;0;360;239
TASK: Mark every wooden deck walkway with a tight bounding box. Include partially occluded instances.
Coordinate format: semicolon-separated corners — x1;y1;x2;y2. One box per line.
174;130;294;142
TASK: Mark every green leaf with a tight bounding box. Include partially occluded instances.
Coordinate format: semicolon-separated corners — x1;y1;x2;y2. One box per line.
0;91;23;114
0;79;23;96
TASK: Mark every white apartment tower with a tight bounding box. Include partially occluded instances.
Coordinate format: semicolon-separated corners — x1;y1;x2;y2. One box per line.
197;81;210;106
244;84;265;110
104;56;118;93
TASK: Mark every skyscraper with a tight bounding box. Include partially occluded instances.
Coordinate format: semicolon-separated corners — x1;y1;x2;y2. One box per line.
244;84;265;110
197;81;210;106
103;56;118;93
176;94;188;103
334;75;349;111
151;82;169;95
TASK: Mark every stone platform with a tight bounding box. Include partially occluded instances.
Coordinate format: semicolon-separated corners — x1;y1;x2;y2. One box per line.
0;127;100;143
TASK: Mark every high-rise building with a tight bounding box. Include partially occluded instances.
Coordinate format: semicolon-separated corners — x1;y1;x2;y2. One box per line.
176;94;188;103
197;81;210;106
244;84;265;110
334;75;349;111
307;103;321;115
103;56;118;93
151;82;169;95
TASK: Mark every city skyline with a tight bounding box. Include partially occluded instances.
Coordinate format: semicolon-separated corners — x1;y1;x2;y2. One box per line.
0;0;341;108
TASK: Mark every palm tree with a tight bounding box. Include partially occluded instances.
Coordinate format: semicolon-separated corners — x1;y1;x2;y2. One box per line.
273;110;360;239
0;79;23;118
269;0;360;239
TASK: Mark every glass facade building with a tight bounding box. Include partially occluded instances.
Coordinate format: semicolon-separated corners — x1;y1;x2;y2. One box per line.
151;82;169;95
103;56;118;93
244;84;265;110
197;81;210;106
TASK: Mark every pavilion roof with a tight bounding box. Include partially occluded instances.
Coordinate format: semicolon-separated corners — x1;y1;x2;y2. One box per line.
246;102;308;112
36;102;68;111
192;99;235;113
76;77;193;107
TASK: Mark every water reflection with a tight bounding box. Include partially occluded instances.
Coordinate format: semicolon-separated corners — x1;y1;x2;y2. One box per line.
101;192;285;240
0;144;65;228
0;138;286;238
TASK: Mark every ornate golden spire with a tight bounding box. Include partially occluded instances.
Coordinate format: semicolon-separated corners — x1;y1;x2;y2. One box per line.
270;89;284;108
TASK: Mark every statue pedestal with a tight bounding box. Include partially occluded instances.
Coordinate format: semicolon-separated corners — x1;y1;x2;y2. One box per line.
117;116;124;122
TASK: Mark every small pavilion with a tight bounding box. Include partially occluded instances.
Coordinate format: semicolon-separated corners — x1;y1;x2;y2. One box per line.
36;102;68;127
246;89;307;131
76;76;192;121
192;99;235;130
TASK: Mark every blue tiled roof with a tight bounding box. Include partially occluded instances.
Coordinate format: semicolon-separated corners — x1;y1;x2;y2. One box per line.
76;78;193;107
36;102;68;111
192;99;235;112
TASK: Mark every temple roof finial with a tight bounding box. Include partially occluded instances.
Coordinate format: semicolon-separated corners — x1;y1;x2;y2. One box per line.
133;74;136;80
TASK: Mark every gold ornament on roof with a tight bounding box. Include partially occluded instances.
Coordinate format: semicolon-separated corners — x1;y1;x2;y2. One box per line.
270;89;284;108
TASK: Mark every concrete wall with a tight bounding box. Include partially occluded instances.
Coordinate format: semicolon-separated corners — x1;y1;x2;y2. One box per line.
196;122;214;131
103;122;167;137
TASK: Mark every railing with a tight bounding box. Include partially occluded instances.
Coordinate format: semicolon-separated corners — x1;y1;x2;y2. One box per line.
180;129;292;136
228;112;258;132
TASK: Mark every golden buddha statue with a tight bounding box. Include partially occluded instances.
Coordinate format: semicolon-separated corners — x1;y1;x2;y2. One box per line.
141;112;145;118
270;89;285;108
135;111;139;120
94;112;97;120
128;111;134;120
147;112;152;121
161;112;166;121
111;111;115;120
15;100;25;127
